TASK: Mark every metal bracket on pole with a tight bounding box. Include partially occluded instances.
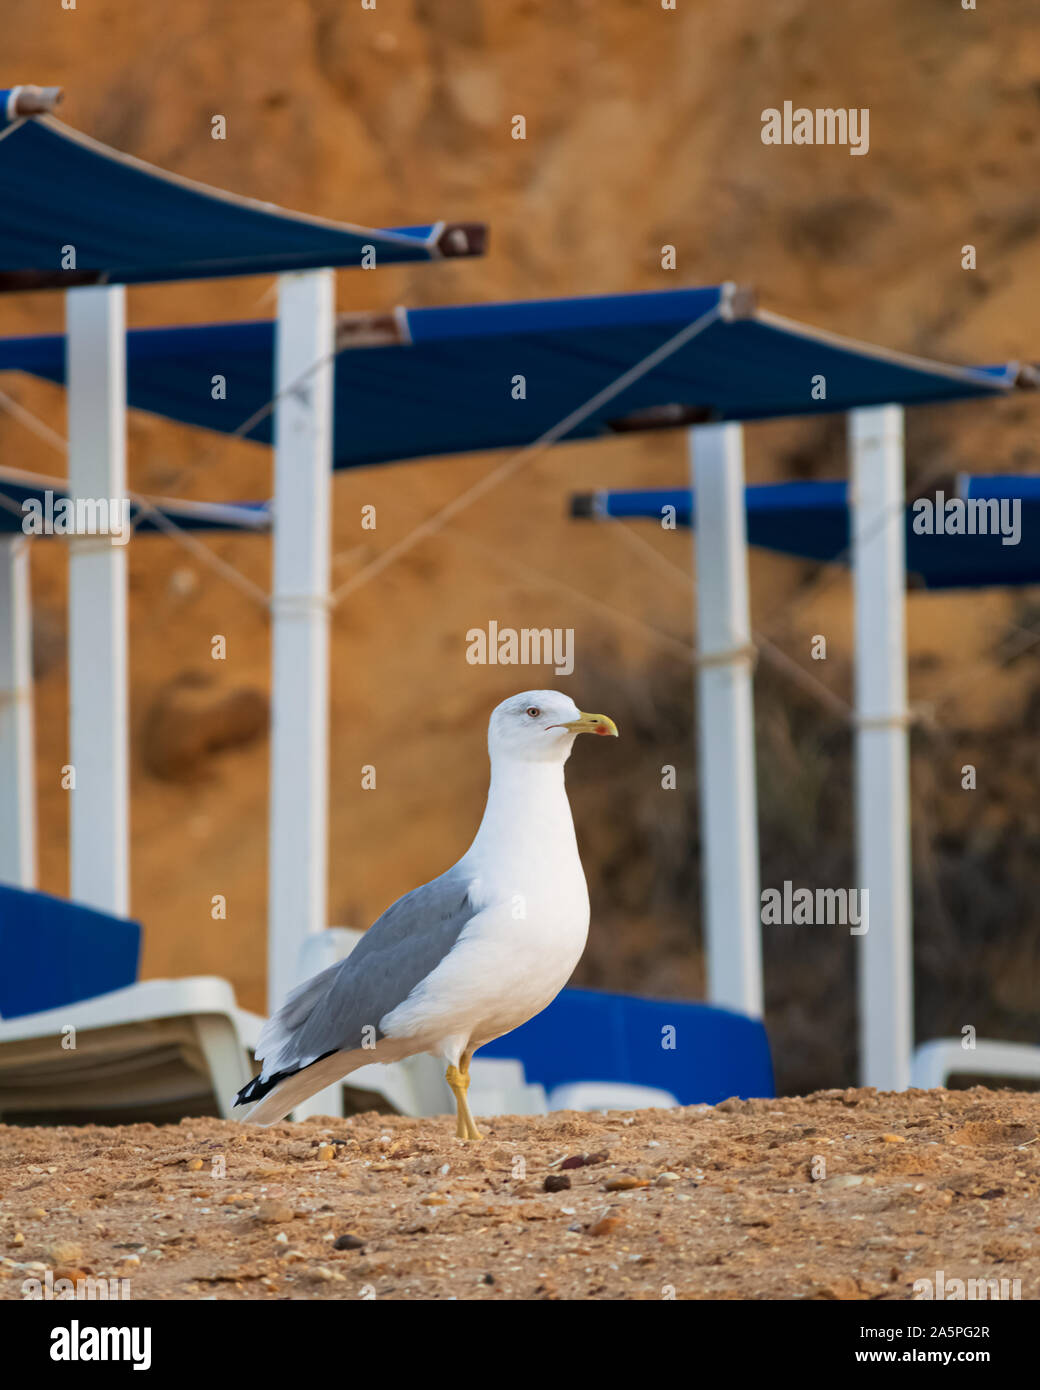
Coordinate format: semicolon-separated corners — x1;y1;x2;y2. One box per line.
0;535;36;886
66;285;129;917
268;269;335;1015
690;422;764;1018
850;403;913;1090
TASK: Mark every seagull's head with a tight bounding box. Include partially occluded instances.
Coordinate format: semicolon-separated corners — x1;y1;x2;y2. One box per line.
488;690;618;765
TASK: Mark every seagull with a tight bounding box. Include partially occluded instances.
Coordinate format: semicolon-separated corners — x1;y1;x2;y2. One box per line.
235;690;618;1137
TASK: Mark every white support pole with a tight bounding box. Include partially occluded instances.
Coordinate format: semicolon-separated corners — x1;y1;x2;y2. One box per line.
850;404;913;1091
0;536;37;886
66;286;129;917
690;423;764;1017
268;269;334;1015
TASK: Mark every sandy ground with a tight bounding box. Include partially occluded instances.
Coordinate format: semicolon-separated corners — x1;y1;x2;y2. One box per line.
1;1087;1038;1301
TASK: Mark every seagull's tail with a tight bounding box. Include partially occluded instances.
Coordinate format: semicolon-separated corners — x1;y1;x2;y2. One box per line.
234;1050;351;1126
234;958;357;1124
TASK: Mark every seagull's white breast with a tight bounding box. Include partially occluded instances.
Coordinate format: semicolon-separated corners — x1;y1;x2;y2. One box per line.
379;756;591;1054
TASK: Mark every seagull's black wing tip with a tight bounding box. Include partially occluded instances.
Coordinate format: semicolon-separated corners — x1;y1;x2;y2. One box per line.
232;1051;340;1111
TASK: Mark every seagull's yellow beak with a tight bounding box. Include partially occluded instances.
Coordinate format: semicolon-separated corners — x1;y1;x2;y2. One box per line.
561;711;619;738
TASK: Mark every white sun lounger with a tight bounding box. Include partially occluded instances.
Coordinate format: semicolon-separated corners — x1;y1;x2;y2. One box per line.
546;1081;679;1112
0;977;264;1123
911;1038;1040;1090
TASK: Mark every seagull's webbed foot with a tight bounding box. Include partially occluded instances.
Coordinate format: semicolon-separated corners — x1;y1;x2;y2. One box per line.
446;1063;482;1141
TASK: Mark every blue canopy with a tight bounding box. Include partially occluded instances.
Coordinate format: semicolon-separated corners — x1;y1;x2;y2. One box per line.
0;470;269;536
0;287;1026;468
574;478;1040;590
0;89;485;289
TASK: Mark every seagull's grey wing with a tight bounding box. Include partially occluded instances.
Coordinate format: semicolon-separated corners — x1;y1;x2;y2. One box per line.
256;868;479;1079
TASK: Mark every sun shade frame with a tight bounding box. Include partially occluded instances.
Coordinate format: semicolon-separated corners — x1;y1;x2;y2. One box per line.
0;95;485;289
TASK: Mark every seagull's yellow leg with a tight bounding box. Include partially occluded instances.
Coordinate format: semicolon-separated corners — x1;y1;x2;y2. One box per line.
446;1063;482;1141
460;1051;483;1141
446;1066;468;1139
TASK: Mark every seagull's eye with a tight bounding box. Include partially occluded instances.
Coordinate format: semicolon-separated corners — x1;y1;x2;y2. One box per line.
526;706;541;718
